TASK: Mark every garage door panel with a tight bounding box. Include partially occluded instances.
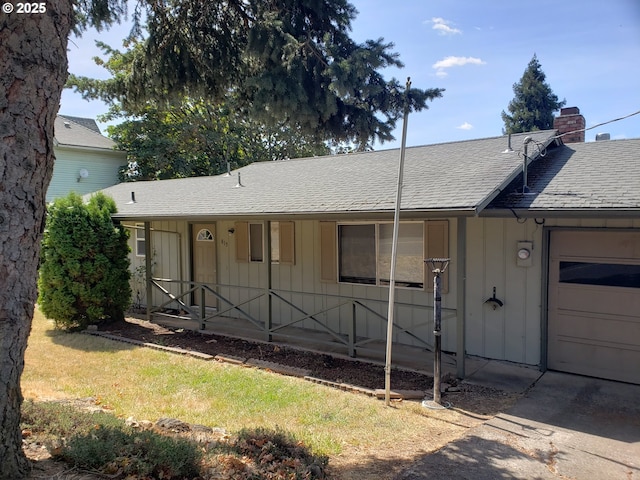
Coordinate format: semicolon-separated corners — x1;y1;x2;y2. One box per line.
555;284;640;317
549;230;640;384
551;231;640;259
550;337;640;384
551;312;640;348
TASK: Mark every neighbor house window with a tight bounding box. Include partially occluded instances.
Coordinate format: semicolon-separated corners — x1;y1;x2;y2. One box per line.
338;222;424;289
135;223;146;257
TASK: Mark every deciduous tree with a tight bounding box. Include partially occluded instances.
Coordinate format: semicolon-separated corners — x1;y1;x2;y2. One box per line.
501;54;565;134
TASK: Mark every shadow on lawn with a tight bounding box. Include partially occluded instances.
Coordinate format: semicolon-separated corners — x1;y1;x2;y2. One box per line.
47;328;138;353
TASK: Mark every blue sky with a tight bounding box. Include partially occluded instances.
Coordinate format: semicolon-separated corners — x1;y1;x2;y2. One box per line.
60;0;640;149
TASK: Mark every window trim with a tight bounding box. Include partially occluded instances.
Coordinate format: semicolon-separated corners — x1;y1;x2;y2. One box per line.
135;223;146;257
337;221;426;290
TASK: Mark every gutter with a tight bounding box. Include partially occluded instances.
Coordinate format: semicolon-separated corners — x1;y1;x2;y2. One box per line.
55;144;125;154
481;207;640;219
111;207;480;223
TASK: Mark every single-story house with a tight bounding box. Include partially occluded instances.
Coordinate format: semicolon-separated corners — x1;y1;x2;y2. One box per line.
97;107;640;384
48;115;126;202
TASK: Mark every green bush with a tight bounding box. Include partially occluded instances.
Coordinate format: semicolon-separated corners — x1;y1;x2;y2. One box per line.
38;192;131;330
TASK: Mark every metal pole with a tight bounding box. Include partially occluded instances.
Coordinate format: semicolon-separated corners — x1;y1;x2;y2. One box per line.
384;78;412;407
433;270;442;405
423;258;449;409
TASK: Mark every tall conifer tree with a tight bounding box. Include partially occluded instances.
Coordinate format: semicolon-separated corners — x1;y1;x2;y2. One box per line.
502;54;565;133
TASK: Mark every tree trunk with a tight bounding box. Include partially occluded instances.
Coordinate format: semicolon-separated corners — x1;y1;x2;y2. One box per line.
0;4;73;478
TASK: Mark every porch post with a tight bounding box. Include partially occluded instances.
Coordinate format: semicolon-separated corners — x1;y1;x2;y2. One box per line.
265;220;273;342
456;217;467;379
145;221;152;322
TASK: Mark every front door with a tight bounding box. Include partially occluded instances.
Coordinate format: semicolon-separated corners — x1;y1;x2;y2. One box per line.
192;224;217;308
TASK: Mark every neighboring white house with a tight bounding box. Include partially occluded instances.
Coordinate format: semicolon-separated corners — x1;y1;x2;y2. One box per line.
96;107;640;385
48;115;126;202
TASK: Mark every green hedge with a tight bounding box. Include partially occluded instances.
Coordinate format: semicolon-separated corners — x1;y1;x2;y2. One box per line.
38;192;131;330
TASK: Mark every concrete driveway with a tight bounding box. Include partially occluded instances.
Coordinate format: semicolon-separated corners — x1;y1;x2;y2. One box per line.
396;371;640;479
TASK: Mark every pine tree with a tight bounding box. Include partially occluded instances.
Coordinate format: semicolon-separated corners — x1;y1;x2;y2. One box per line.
501;54;566;134
1;2;442;477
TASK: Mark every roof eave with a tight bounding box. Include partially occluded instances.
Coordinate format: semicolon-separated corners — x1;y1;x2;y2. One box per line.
111;207;479;223
481;207;640;219
55;144;125;155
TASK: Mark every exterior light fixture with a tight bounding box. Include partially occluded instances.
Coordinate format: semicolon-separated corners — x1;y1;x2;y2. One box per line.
516;241;533;267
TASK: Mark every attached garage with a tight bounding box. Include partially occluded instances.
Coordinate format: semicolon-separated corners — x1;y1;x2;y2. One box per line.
548;230;640;384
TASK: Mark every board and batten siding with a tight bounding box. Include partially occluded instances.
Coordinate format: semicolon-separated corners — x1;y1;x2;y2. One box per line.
127;221;188;309
465;217;543;365
217;218;459;353
48;147;126;202
465;216;640;367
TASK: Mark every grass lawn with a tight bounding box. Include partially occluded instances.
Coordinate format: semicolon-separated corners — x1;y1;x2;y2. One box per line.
22;308;508;479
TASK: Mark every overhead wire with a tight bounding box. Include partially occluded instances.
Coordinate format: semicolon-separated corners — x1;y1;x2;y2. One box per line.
553;108;640;140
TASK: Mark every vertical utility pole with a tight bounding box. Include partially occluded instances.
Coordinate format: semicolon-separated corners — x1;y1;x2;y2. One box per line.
384;77;412;407
424;258;449;408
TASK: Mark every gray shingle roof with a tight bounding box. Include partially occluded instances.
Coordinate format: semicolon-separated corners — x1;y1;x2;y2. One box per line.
486;139;640;215
58;115;101;134
98;130;556;220
54;115;117;150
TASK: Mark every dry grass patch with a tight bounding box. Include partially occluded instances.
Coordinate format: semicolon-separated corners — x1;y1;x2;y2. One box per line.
23;308;517;479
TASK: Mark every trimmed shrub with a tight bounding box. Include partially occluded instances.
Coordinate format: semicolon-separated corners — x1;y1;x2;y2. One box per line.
38;192;131;330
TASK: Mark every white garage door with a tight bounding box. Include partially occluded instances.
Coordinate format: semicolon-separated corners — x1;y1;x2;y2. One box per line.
548;230;640;384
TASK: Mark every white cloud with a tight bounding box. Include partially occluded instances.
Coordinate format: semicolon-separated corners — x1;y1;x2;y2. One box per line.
432;56;486;77
457;122;474;130
432;56;486;69
430;17;462;35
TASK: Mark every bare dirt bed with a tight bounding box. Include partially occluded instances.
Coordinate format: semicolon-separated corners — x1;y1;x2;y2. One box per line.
101;315;436;393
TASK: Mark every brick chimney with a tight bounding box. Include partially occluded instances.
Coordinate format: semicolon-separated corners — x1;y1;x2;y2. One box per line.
553;107;585;143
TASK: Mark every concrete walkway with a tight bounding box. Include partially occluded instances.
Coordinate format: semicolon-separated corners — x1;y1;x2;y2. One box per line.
396;372;640;479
